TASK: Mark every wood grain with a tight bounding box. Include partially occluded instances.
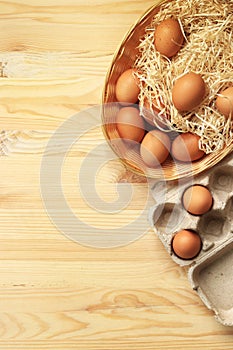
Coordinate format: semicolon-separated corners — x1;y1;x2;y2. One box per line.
0;0;233;349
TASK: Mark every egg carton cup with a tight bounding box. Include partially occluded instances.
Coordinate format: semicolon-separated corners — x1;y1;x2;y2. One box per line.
148;152;233;326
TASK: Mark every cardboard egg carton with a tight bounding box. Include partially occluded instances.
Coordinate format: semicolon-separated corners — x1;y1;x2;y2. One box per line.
148;152;233;326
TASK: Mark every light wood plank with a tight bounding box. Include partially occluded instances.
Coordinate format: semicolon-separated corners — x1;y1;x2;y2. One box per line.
0;0;232;349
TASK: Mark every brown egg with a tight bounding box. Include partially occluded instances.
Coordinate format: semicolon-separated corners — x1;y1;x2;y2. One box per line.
216;86;233;118
116;106;145;143
172;72;206;112
142;98;168;128
154;18;184;58
115;68;140;104
172;229;202;259
140;130;170;167
182;185;213;216
171;132;205;162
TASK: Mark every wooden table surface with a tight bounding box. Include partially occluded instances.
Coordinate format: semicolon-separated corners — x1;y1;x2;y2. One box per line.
0;0;233;349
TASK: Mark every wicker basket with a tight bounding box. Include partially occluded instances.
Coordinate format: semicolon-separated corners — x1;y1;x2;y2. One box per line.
102;0;233;180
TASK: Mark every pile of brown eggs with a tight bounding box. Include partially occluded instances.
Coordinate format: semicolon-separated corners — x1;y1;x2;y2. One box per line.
115;18;233;168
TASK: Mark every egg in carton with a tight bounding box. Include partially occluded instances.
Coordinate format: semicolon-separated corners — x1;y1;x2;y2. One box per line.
148;152;233;326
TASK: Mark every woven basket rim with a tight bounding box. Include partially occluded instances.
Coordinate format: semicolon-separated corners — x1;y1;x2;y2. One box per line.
101;0;166;109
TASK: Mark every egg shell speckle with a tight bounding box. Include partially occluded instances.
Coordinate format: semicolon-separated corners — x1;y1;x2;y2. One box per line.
172;72;206;112
172;229;202;260
140;130;171;167
154;18;184;58
115;68;140;104
216;86;233;118
116;106;145;143
171;132;205;162
182;185;213;216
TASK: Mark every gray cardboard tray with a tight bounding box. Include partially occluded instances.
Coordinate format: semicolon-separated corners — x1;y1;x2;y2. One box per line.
148;152;233;326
